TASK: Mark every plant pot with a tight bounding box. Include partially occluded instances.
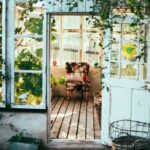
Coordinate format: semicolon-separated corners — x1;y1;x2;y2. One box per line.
9;136;41;150
52;60;57;66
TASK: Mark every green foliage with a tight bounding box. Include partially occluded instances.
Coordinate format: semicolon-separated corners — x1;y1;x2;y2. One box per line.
15;48;42;70
65;0;150;90
58;76;66;85
15;73;42;97
15;1;44;35
15;47;42;98
51;74;57;87
14;0;150;98
14;1;44;103
24;16;44;35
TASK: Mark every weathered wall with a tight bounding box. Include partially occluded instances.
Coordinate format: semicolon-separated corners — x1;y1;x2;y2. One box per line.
0;112;47;149
51;66;101;97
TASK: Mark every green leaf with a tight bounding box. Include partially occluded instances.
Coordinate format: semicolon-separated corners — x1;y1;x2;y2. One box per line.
100;73;105;79
15;27;22;34
106;87;109;92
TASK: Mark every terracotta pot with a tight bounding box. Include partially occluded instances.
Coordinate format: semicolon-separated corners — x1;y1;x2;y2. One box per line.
52;60;57;66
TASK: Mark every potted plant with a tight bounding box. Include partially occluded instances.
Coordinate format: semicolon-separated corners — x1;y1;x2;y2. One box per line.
50;75;66;97
50;74;58;97
8;132;41;150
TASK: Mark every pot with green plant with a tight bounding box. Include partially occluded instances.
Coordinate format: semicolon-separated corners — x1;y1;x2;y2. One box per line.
50;75;66;97
8;132;41;150
50;74;58;97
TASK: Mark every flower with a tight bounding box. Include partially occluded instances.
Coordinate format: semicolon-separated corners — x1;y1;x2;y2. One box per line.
122;44;137;60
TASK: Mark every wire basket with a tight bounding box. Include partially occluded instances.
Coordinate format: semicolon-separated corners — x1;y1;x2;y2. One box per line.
109;120;150;150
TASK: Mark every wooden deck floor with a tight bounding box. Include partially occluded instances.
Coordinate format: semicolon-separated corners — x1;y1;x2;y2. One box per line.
50;96;101;140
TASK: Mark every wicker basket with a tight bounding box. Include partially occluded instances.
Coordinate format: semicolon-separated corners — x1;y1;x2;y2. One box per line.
110;120;150;150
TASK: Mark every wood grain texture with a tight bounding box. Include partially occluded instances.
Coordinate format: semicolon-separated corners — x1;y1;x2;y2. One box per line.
51;97;101;140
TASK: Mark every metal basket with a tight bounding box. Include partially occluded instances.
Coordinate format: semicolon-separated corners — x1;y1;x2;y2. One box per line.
109;120;150;150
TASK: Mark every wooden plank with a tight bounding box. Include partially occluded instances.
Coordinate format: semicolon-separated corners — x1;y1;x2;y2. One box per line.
77;99;86;140
51;98;70;139
58;98;75;139
94;105;101;139
86;98;94;140
68;98;81;139
51;97;64;128
51;97;58;111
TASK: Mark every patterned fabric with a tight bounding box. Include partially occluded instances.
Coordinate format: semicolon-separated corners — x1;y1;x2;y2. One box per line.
65;62;90;82
65;62;91;98
65;62;90;74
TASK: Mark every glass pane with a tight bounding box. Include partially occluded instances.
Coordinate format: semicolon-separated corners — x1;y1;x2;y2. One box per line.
0;73;2;105
122;24;137;61
51;32;60;66
111;43;119;61
113;24;121;32
14;73;42;105
63;16;80;29
140;64;147;80
82;33;100;66
83;16;100;30
83;33;100;52
0;2;2;34
53;16;60;30
62;32;80;65
63;32;80;48
15;38;43;70
111;62;118;77
112;24;120;62
121;64;136;77
15;2;43;35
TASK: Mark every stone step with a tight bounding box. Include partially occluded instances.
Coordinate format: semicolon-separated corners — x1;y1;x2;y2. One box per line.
41;140;111;150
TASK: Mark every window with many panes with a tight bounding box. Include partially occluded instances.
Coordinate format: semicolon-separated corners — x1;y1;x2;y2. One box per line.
111;23;147;80
10;0;46;109
50;16;100;66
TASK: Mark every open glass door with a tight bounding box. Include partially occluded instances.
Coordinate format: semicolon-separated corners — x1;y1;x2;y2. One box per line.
10;0;46;109
101;15;150;144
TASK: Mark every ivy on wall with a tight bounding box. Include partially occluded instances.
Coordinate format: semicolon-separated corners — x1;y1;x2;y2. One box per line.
1;0;150;103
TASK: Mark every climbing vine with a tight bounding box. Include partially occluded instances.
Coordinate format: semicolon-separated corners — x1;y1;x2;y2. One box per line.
40;0;150;91
1;0;150;104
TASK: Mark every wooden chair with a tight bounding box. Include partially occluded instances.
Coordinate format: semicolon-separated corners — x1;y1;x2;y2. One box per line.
65;62;91;99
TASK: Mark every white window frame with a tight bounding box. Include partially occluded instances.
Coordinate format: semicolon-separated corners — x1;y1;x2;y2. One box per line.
10;0;46;109
0;0;6;108
110;15;148;81
50;15;101;66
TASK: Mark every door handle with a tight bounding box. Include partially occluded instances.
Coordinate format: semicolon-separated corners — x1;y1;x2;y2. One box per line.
143;81;150;91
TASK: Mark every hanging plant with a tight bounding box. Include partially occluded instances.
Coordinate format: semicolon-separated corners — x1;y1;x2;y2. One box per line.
122;44;137;60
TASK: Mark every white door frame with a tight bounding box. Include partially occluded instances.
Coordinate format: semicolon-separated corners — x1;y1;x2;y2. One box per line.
45;13;104;142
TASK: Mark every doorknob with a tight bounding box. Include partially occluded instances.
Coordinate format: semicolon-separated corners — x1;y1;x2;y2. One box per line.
144;81;150;90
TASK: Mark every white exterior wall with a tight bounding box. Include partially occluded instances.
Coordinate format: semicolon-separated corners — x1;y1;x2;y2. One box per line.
0;112;47;149
0;0;48;149
44;0;93;13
